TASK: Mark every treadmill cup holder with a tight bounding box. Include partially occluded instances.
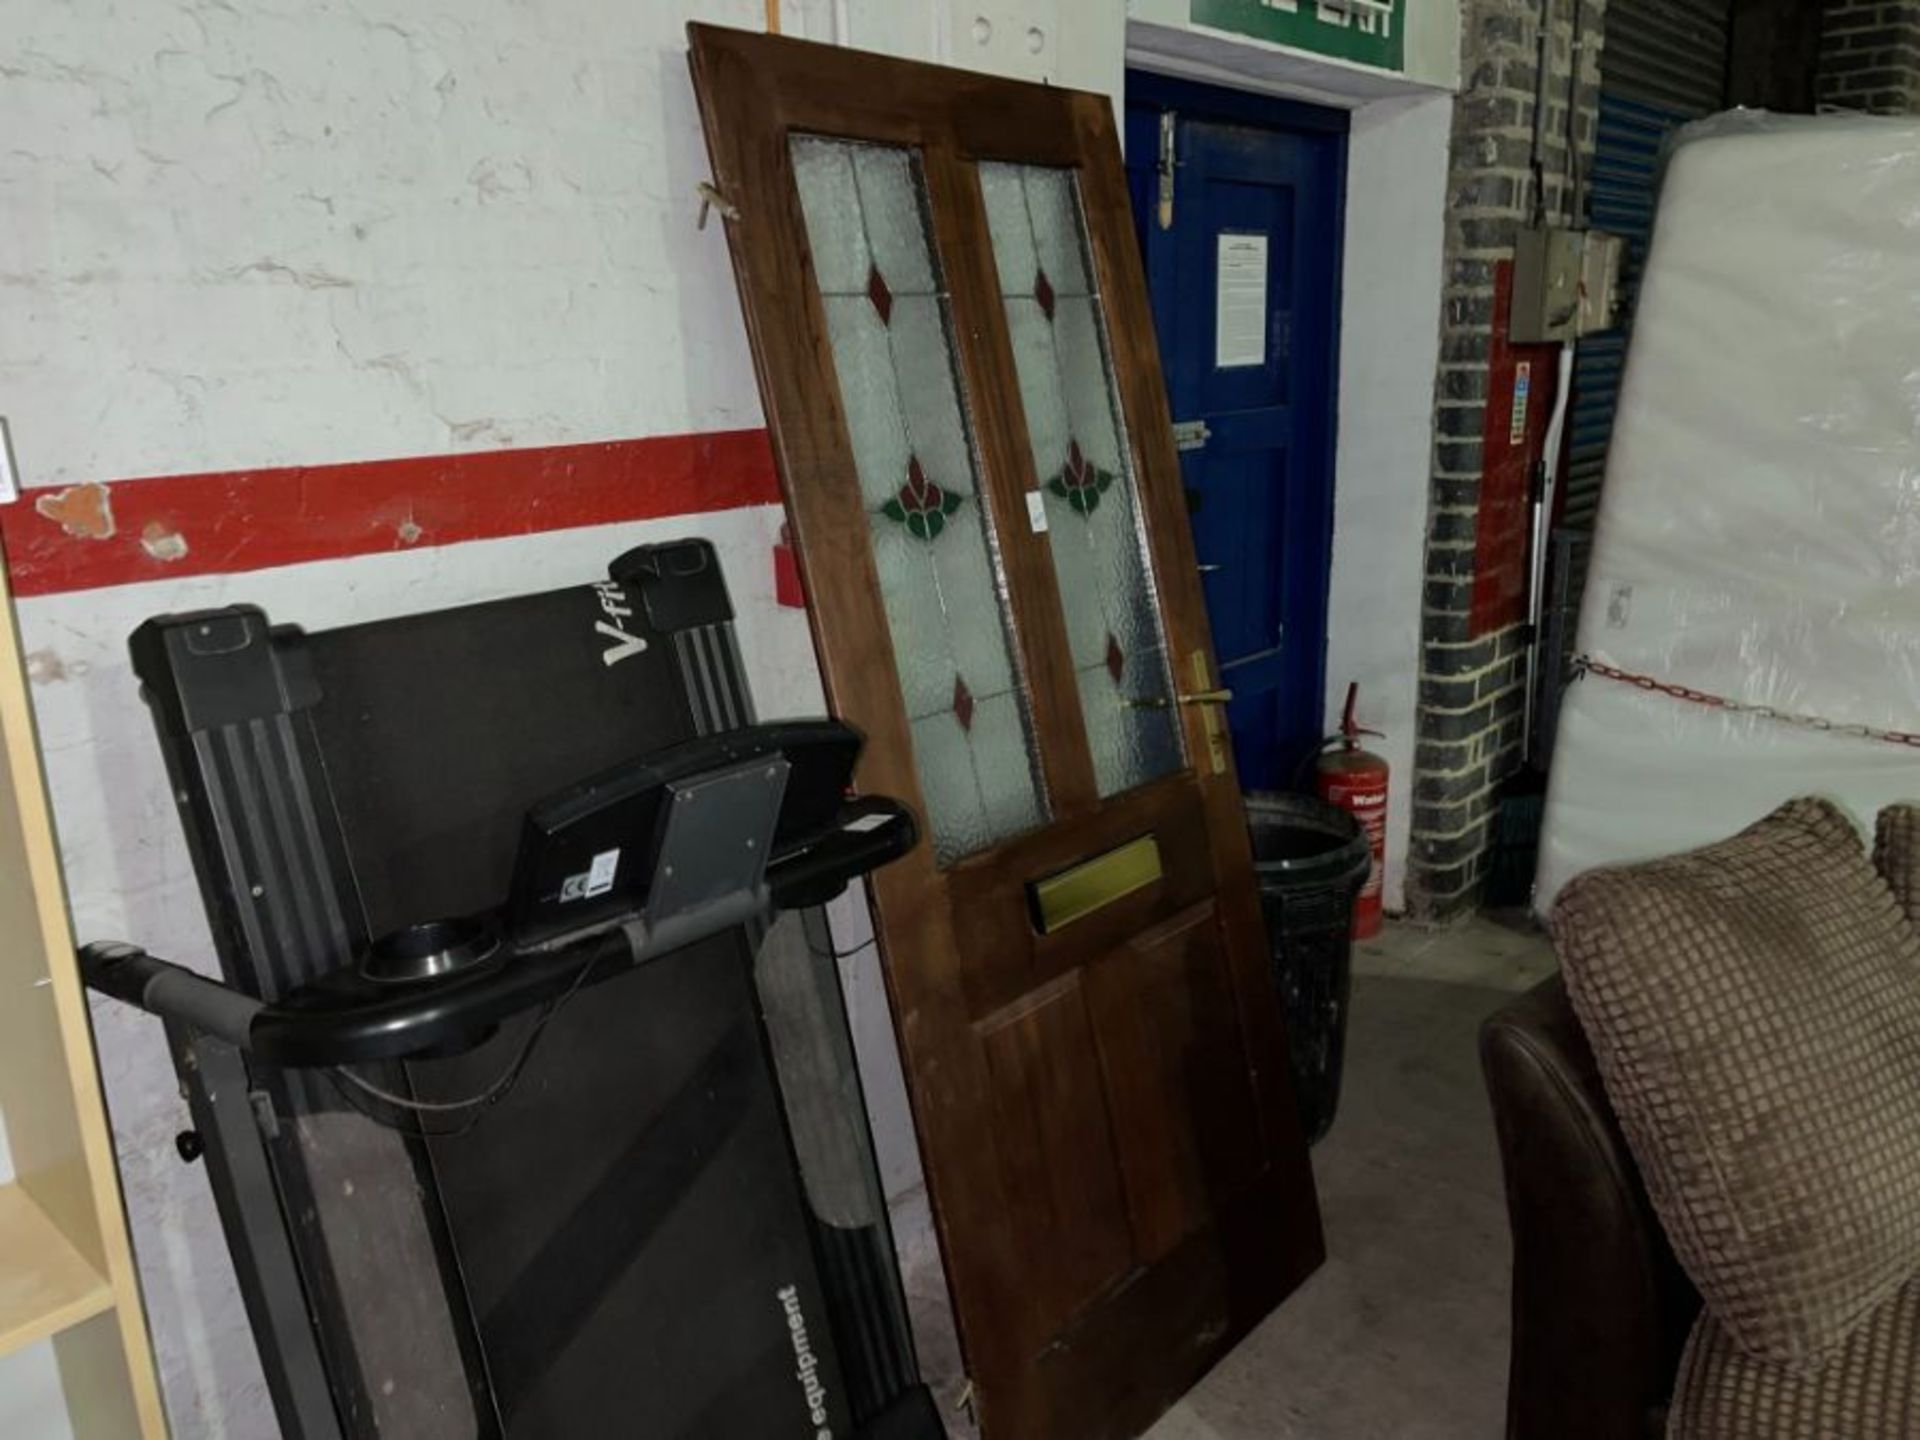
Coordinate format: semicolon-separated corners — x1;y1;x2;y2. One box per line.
359;917;501;986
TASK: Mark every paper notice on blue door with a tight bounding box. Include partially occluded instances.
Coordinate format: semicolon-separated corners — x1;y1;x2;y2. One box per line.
1215;232;1270;369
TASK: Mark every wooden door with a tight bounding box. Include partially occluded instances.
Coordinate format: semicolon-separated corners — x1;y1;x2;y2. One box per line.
689;27;1324;1438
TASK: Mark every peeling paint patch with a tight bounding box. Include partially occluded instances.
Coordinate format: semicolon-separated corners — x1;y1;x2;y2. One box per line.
24;649;85;685
34;482;115;540
223;258;355;290
141;522;189;563
446;418;510;444
467;157;533;203
396;519;423;545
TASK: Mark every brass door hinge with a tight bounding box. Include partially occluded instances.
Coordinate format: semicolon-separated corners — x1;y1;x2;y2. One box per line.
696;181;740;230
1157;110;1177;230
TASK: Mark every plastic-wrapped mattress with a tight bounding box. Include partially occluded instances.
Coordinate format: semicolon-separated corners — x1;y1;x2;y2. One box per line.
1536;112;1920;910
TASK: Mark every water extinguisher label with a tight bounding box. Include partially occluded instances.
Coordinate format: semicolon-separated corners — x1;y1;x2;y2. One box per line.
1323;779;1387;902
1320;682;1388;940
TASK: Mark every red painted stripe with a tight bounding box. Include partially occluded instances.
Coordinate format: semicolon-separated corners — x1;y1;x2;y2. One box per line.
0;430;780;598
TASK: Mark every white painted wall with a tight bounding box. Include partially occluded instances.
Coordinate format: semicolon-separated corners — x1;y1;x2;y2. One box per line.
2;1;1131;1434
6;1;767;486
784;0;1123;97
1329;92;1453;910
0;1342;76;1440
1126;20;1455;909
1406;0;1465;85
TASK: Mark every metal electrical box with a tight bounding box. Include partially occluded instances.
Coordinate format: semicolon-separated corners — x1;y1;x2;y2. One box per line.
1511;226;1623;342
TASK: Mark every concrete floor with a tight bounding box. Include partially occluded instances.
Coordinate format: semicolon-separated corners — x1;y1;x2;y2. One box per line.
892;914;1559;1439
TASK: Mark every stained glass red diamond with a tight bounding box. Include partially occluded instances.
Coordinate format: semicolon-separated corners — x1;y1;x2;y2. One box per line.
952;674;975;732
867;264;893;325
1035;267;1055;321
905;455;933;506
1105;632;1125;685
1065;440;1090;488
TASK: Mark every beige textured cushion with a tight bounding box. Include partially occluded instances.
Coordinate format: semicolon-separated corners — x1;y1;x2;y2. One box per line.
1551;796;1920;1371
1670;1273;1920;1438
1873;804;1920;927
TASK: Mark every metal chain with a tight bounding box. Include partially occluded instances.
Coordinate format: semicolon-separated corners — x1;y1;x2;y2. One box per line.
1571;655;1920;751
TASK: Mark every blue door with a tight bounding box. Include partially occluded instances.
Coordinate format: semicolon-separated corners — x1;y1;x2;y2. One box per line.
1125;74;1346;790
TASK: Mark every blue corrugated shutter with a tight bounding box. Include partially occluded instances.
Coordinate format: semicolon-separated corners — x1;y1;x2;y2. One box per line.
1569;0;1731;523
1565;93;1693;530
1568;0;1729;525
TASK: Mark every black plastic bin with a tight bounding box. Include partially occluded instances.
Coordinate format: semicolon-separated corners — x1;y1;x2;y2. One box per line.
1245;792;1371;1145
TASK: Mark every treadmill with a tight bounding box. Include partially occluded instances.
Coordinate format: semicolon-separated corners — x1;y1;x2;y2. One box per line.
82;539;944;1440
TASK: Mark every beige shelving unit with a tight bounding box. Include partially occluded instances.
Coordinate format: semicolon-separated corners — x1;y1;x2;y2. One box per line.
0;540;167;1437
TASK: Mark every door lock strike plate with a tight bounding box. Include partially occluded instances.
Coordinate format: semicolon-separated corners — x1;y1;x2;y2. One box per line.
1171;419;1211;452
1190;650;1229;776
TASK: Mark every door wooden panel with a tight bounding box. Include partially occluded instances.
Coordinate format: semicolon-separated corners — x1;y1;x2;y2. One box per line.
688;26;1324;1437
977;973;1136;1342
1085;901;1262;1264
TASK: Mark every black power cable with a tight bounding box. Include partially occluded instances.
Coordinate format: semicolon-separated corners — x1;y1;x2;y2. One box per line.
1530;0;1554;227
323;947;602;1139
1566;0;1587;224
809;932;878;963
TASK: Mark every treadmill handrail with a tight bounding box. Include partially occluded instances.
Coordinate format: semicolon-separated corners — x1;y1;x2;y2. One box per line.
79;894;765;1069
81;797;917;1068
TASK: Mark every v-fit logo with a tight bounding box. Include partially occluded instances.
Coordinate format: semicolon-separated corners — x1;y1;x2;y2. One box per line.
776;1285;832;1438
593;581;647;667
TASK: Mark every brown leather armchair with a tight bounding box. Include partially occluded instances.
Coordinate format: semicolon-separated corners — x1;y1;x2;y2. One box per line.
1480;974;1702;1439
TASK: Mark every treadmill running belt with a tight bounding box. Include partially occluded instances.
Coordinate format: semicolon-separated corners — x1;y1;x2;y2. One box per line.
301;581;682;938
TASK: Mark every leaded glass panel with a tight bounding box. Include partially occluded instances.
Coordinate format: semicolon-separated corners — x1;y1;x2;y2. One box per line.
792;137;1048;863
979;161;1185;797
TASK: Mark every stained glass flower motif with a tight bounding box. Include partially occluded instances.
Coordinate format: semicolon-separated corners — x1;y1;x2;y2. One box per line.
881;456;964;540
1048;439;1115;517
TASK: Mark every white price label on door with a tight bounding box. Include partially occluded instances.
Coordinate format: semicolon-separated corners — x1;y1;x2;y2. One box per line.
1026;489;1049;533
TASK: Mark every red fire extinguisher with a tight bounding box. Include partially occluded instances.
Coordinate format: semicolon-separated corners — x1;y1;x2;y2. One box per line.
1314;682;1389;940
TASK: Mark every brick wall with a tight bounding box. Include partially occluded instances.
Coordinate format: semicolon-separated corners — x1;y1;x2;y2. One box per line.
1817;0;1920;110
1407;0;1605;919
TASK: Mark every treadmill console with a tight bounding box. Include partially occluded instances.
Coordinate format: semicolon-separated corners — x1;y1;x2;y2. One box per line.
508;720;862;946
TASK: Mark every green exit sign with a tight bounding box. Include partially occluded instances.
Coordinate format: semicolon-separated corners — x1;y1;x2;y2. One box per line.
1190;0;1407;72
